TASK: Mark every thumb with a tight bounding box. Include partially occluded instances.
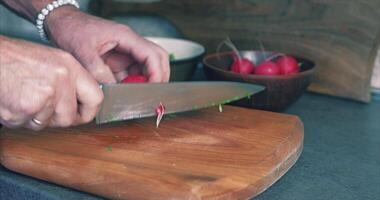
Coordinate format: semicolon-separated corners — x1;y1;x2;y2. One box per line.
78;52;116;84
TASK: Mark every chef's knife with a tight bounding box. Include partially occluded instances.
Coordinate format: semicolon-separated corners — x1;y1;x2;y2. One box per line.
96;82;264;124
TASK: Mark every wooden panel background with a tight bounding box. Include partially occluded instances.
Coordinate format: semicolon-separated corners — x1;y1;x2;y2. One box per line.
94;0;380;102
372;50;380;90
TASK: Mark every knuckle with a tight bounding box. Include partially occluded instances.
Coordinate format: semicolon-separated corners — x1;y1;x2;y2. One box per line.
92;67;106;76
90;67;108;80
54;65;70;79
53;51;78;78
41;85;55;99
116;24;133;33
89;89;104;108
19;99;39;115
0;109;12;121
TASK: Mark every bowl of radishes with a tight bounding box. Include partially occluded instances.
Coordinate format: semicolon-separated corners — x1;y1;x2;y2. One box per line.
203;51;315;111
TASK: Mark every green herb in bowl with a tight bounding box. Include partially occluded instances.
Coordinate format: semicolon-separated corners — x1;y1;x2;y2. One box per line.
146;37;205;81
169;53;176;61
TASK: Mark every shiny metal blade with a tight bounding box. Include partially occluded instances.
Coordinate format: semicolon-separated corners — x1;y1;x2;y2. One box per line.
96;82;264;124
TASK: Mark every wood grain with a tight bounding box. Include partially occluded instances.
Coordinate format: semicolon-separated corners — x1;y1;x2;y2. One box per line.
95;0;380;102
0;106;303;200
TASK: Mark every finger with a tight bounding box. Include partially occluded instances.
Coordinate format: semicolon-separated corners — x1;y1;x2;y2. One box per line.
75;68;104;125
25;101;55;131
159;48;170;82
103;52;133;82
104;52;133;73
0;109;25;128
77;52;117;84
117;37;164;83
50;82;78;128
145;54;164;83
0;95;50;129
114;70;129;82
0;119;23;129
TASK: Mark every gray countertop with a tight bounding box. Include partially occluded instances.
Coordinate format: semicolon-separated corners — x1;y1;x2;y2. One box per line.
1;91;380;200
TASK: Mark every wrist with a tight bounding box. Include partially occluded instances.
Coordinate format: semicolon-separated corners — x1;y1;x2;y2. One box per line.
33;0;80;42
2;0;53;21
0;36;13;64
44;6;81;41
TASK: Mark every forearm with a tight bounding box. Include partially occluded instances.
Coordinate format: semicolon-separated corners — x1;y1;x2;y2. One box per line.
0;35;15;98
0;35;13;65
1;0;56;21
1;0;79;29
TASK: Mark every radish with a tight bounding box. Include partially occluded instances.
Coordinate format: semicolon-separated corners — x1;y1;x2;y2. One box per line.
216;37;255;75
230;55;240;73
276;55;299;75
121;75;147;84
230;58;255;74
255;61;281;76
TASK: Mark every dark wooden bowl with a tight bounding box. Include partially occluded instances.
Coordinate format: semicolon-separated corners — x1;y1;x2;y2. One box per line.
203;51;315;111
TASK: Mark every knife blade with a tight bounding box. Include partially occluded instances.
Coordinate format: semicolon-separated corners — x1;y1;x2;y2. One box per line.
96;82;264;124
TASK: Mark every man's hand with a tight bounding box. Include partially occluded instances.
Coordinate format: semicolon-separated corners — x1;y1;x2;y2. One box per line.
45;7;170;84
0;36;103;130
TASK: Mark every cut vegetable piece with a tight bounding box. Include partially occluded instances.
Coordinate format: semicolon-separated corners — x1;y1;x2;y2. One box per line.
155;102;166;128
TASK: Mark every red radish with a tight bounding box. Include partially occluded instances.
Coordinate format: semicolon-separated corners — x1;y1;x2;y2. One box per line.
255;61;281;76
230;58;255;74
155;102;165;128
121;75;147;84
276;55;300;75
216;38;255;74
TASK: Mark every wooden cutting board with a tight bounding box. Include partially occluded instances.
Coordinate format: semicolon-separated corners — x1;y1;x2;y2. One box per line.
0;106;303;200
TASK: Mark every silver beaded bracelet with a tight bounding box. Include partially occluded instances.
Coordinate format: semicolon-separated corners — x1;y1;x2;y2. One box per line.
36;0;80;42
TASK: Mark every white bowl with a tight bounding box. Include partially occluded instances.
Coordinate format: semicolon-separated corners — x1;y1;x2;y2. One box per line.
146;37;205;81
